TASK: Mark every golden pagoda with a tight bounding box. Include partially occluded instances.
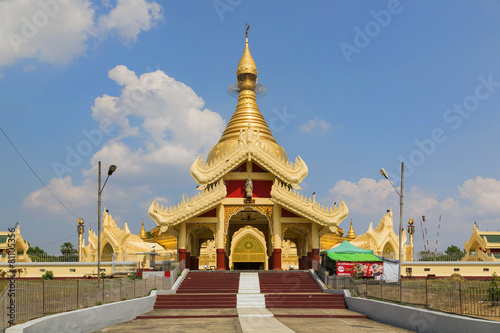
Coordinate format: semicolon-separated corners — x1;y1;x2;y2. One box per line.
148;27;349;270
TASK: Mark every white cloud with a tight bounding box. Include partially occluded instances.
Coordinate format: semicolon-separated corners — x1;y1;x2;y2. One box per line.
299;117;334;133
325;176;500;251
0;0;95;66
98;0;163;44
23;176;94;216
458;177;500;216
0;0;163;66
88;65;226;171
24;65;225;221
0;73;4;79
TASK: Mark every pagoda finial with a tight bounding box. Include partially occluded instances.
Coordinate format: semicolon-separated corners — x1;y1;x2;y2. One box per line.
246;22;249;39
139;220;147;239
347;219;356;240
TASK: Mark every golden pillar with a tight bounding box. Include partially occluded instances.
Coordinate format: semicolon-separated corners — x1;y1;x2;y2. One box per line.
178;221;187;264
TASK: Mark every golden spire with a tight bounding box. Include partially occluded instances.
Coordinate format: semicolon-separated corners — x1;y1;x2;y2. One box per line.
347;220;356;240
206;25;287;163
236;23;257;76
139;221;147;239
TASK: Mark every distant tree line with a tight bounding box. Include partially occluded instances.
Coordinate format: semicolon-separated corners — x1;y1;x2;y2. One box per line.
27;242;78;262
417;245;466;261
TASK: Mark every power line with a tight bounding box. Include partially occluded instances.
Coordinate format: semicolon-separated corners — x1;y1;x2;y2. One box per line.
1;127;80;219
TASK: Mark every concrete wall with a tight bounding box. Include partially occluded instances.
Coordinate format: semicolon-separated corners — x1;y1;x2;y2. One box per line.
402;261;500;278
345;296;500;333
6;291;157;333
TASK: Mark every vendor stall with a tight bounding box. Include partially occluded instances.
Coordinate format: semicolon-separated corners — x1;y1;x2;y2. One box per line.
321;240;383;278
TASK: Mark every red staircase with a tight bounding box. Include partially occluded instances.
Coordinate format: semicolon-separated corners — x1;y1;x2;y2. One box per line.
152;271;347;310
154;294;237;309
154;271;239;309
176;271;240;294
258;272;322;293
265;294;346;308
259;272;346;309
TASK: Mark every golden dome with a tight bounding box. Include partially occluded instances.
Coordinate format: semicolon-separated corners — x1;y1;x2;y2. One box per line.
207;31;288;164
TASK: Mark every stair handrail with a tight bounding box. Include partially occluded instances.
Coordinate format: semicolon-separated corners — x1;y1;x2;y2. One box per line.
308;268;328;291
171;268;189;292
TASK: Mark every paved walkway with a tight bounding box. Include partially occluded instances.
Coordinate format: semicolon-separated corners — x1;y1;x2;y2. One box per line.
92;273;412;332
92;308;412;333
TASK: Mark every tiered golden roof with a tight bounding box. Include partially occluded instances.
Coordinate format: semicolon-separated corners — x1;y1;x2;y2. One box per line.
206;32;287;164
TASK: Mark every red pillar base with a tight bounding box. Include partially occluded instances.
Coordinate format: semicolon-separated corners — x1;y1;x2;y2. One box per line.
273;249;282;270
307;251;312;269
312;248;319;270
216;249;226;270
179;249;186;267
185;252;191;270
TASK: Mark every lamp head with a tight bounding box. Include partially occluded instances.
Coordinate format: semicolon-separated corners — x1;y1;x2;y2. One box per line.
108;165;117;176
379;168;389;179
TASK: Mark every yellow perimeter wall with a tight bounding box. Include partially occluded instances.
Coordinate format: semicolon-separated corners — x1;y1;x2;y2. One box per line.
402;262;500;279
0;263;116;279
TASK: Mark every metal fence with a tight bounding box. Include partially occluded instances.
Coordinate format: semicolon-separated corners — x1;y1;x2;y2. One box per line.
0;275;175;333
328;276;500;319
19;253;177;263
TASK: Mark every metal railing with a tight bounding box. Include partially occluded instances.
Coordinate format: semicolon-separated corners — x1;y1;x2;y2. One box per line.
0;275;175;333
415;252;465;262
331;277;500;319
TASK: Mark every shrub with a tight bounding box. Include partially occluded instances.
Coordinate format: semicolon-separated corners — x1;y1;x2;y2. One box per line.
488;272;500;302
41;270;54;280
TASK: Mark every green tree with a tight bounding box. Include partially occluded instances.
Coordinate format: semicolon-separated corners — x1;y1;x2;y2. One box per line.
444;245;465;260
60;242;78;262
60;242;77;255
27;246;47;256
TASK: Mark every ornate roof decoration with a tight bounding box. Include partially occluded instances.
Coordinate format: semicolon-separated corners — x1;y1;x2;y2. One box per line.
191;123;308;190
463;225;500;261
102;210;128;241
148;179;226;229
270;179;348;227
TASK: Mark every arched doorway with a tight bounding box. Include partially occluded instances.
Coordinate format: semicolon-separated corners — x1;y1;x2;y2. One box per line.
101;243;114;261
383;242;394;259
229;225;268;270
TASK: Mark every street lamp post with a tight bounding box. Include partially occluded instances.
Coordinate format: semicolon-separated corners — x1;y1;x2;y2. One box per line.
380;162;404;284
97;162;117;284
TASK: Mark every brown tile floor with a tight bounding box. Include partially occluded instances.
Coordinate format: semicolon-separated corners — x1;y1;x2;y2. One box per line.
92;308;413;333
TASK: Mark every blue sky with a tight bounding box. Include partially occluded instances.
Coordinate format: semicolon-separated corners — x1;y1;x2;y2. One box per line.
1;0;500;255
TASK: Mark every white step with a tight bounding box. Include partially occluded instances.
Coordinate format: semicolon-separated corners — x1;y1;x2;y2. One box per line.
237;273;265;308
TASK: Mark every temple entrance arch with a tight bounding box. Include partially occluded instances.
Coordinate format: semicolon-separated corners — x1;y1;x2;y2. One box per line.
229;225;268;270
101;243;114;261
383;242;395;259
